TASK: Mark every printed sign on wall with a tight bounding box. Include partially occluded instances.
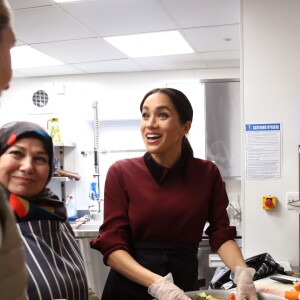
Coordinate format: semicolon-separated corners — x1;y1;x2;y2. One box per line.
245;123;281;179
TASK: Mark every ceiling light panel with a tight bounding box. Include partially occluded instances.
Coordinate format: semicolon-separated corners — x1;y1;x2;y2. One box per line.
11;45;64;69
104;31;194;58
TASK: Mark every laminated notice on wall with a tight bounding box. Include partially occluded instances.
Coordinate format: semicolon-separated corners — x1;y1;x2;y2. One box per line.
245;123;281;179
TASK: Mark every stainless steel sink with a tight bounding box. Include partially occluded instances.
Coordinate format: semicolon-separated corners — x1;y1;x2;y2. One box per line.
72;222;101;231
71;222;101;237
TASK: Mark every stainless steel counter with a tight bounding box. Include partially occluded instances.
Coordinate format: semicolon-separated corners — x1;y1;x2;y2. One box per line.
71;222;109;299
198;235;242;289
72;220;243;294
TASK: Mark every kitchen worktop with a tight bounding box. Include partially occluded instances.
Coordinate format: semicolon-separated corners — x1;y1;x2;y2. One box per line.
202;222;242;238
70;216;109;299
71;219;243;240
255;275;293;289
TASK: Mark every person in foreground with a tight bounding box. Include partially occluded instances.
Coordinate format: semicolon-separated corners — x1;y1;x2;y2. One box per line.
0;1;28;299
90;87;258;300
0;121;89;300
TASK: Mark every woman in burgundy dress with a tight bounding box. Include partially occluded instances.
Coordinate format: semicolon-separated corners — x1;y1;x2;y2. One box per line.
91;88;258;300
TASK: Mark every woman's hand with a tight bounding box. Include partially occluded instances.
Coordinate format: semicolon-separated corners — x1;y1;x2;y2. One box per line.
233;266;258;300
148;273;190;300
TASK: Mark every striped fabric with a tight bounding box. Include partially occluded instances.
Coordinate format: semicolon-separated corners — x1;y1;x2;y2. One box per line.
17;220;88;300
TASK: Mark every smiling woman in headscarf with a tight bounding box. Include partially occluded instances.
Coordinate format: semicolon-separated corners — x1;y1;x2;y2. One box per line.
0;121;89;300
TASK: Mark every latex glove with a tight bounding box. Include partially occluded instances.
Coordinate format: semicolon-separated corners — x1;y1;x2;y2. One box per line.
148;273;190;300
233;266;258;300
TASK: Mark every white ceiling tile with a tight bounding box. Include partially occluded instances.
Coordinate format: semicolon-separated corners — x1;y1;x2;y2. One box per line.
133;53;207;71
32;38;127;63
73;59;145;73
12;69;27;78
14;65;85;77
12;6;96;44
59;0;177;36
183;24;240;52
15;40;25;46
8;0;52;9
200;51;240;68
161;0;240;28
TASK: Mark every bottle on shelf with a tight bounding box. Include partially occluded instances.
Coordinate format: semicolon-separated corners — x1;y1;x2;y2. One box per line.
89;176;99;200
47;117;62;142
88;176;101;213
66;193;78;222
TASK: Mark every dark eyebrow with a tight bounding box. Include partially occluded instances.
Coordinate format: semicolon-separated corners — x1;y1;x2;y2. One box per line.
142;105;172;111
10;144;48;156
8;144;25;151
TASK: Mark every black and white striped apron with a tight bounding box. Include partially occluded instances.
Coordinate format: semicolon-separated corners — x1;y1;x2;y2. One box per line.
17;220;88;300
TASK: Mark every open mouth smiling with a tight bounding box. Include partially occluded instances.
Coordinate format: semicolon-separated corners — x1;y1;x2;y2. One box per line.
146;134;162;140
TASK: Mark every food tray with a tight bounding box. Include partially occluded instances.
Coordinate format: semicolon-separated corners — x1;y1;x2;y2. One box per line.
185;290;284;300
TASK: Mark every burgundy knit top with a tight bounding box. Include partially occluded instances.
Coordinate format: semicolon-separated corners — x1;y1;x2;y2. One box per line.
90;153;236;263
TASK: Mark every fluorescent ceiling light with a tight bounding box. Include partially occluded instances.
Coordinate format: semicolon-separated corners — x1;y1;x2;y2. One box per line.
11;45;64;69
104;30;194;58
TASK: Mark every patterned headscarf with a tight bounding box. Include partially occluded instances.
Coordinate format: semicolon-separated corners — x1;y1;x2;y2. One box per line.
0;121;54;182
0;121;66;222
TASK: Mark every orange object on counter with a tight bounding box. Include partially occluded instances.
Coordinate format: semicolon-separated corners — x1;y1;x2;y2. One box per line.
285;290;300;300
294;282;300;291
227;293;236;300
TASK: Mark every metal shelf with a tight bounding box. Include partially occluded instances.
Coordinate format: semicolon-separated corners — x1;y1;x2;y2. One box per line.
51;177;73;182
53;142;76;147
51;143;77;201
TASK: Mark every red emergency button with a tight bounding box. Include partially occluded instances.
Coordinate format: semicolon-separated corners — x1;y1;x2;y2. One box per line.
262;196;276;210
265;198;274;208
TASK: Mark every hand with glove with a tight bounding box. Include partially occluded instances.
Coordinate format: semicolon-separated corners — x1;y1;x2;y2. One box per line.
148;273;191;300
233;266;258;300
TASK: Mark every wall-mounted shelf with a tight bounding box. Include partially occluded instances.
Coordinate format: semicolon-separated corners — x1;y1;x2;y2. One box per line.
51;177;74;182
53;142;76;147
50;143;77;201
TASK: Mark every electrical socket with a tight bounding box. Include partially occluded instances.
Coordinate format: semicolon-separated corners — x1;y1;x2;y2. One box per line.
286;192;299;210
